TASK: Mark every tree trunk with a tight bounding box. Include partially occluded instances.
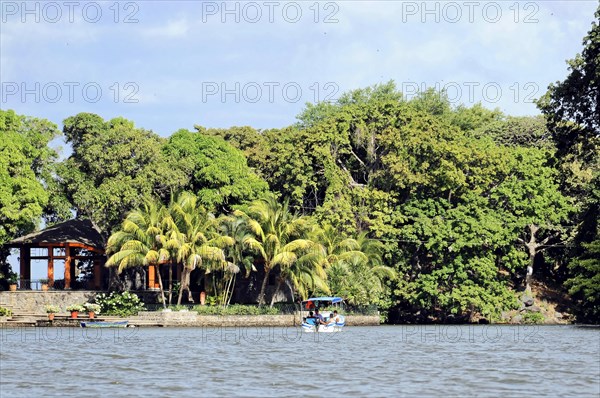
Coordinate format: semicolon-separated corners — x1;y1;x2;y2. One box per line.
168;264;173;305
525;244;536;292
521;223;560;292
227;273;236;306
155;264;167;309
258;267;271;306
187;273;194;303
223;273;236;306
524;224;540;292
177;268;187;306
177;267;194;305
285;279;295;302
270;278;284;308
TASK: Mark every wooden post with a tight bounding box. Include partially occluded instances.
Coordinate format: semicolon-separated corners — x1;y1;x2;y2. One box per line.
93;259;102;290
19;246;31;289
48;245;54;287
148;264;156;289
64;244;72;289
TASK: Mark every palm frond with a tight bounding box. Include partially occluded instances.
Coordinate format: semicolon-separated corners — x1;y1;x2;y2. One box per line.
272;251;298;267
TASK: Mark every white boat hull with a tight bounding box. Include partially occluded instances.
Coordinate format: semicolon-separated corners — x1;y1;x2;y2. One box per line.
301;315;345;333
301;324;344;333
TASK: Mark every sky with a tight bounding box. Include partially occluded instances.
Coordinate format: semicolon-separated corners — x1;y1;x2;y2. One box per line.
1;0;599;140
1;0;598;280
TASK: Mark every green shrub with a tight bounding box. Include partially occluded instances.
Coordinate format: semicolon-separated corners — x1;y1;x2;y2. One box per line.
168;305;191;312
96;291;145;317
522;312;545;324
195;304;280;316
0;306;12;317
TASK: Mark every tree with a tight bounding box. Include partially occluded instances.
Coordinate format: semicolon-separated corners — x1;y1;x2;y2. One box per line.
450;103;504;133
474;115;553;149
496;147;574;290
538;6;600;322
198;125;268;171
268;239;329;307
0;110;59;245
217;214;257;305
106;199;171;308
168;192;232;305
314;226;395;306
59;113;185;233
566;227;600;321
0;110;60;287
234;194;313;305
162;129;268;213
537;5;599;159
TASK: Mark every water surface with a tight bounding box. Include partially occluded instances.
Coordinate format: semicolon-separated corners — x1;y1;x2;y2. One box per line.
0;325;598;397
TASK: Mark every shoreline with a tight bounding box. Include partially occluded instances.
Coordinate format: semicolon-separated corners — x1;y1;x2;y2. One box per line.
0;312;381;327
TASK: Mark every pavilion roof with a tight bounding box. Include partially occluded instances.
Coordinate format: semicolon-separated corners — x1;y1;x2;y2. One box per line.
5;219;105;251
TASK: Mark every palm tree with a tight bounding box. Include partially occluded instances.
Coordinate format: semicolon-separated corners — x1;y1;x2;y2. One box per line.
269;242;330;307
168;192;233;305
235;194;312;306
311;225;370;268
217;215;256;305
327;254;395;305
312;226;396;306
106;199;171;308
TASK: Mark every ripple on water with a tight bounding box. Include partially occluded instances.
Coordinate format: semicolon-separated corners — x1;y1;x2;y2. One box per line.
0;326;597;397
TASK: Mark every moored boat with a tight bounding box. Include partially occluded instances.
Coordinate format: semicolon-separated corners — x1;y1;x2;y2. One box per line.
80;321;129;328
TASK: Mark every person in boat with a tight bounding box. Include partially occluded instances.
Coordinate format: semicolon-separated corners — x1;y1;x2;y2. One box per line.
331;310;340;324
327;311;341;325
327;312;336;325
314;308;327;325
303;311;314;323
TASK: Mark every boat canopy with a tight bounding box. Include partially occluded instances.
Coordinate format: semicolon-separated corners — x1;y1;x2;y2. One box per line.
303;297;344;309
305;297;343;303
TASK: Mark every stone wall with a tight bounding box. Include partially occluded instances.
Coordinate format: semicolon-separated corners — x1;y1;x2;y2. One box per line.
134;311;299;326
0;291;97;313
132;311;379;327
345;315;380;326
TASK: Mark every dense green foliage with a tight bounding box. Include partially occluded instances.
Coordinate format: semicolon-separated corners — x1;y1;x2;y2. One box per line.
195;304;280;316
58;113;185;233
0;110;59;244
539;6;600;323
163;129;268;212
0;110;61;287
1;7;598;323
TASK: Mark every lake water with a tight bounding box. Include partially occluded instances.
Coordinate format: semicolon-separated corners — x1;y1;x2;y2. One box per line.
0;325;598;397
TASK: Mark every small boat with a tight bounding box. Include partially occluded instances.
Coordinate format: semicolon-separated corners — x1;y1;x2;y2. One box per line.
80;321;129;328
301;297;346;333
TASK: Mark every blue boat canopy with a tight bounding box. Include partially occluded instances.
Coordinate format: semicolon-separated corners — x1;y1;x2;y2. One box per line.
305;297;343;304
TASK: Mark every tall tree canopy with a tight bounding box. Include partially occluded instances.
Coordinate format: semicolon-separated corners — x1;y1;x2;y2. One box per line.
0;110;60;244
247;83;573;321
538;5;599;160
58;113;186;233
162;129;268;213
539;6;600;322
